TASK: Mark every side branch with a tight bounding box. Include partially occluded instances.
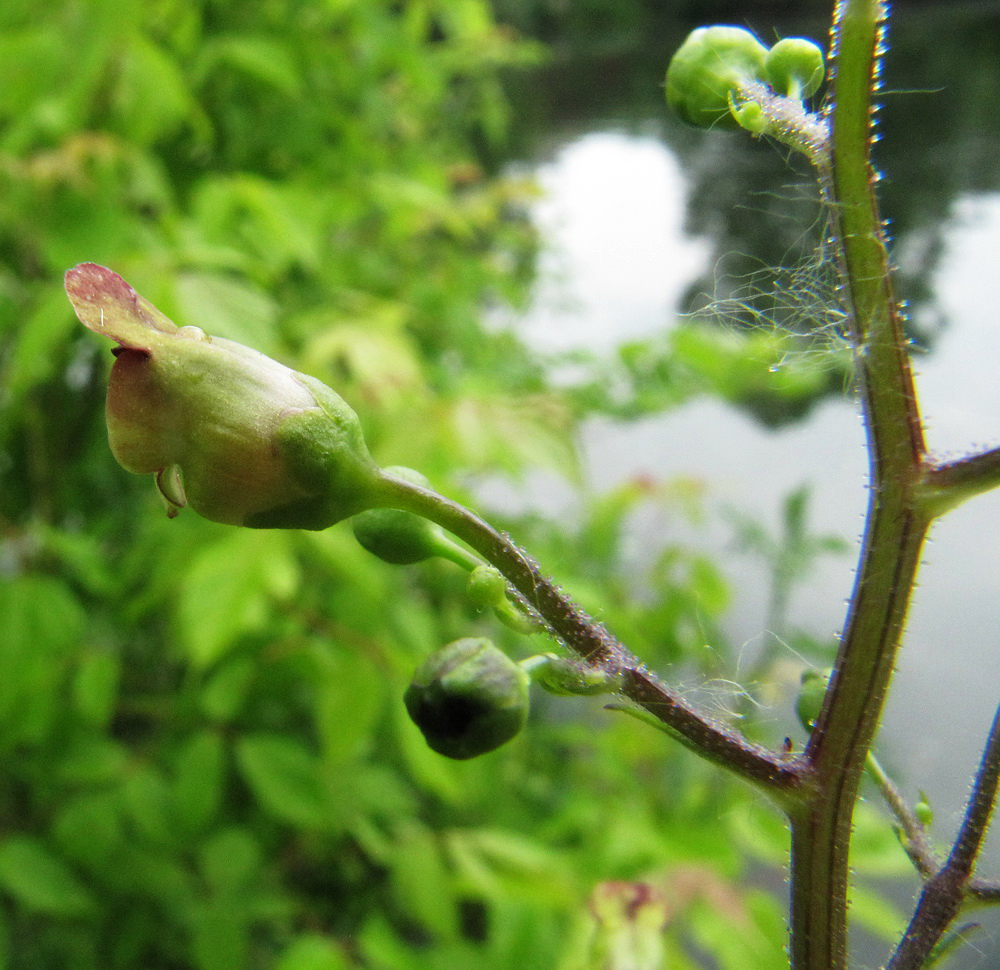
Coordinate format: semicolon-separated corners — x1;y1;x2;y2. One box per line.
380;474;810;798
623;668;809;795
887;703;1000;970
921;446;1000;515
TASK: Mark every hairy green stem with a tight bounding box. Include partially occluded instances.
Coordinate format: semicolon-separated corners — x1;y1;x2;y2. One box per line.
791;1;929;967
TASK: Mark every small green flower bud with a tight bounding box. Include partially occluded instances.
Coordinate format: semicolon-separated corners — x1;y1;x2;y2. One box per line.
765;38;825;100
666;26;769;130
731;99;768;135
466;565;508;609
404;638;530;760
915;792;934;828
352;467;449;564
796;667;832;732
528;653;620;697
467;566;543;634
66;263;383;529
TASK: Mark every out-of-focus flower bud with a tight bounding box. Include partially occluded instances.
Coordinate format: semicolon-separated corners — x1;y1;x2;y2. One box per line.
796;667;833;732
584;881;669;970
404;638;530;759
665;26;769;129
66;263;383;529
915;792;934;828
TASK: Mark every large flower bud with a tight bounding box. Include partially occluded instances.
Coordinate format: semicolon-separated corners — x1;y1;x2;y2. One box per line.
665;26;769;129
66;263;383;529
404;638;530;760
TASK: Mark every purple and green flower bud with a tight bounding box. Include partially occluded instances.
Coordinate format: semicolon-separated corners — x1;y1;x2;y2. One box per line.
665;26;769;130
583;881;669;970
66;263;384;529
765;38;826;101
404;638;530;760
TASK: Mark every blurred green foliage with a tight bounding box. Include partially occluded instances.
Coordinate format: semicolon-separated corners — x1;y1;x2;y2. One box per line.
0;1;908;968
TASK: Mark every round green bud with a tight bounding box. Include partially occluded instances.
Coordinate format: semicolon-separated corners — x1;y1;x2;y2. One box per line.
666;26;769;130
731;99;767;135
915;792;934;828
765;38;825;100
796;667;832;732
466;565;508;609
404;638;530;760
351;466;447;564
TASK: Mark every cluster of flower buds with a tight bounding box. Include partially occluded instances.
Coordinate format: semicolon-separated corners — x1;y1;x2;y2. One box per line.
666;26;826;155
68;263;615;763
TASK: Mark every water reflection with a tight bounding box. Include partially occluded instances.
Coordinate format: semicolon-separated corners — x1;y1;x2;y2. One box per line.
520;131;709;354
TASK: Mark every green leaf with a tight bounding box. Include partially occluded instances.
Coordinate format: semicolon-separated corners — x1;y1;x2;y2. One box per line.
111;34;196;144
199;658;255;722
172;731;226;839
688;888;786;970
445;828;576;905
0;837;93;915
236;734;330;828
72;650;121;728
726;799;790;867
122;766;174;846
0;907;9;970
275;934;350;970
52;791;124;872
0;577;85;744
847;882;908;942
177;530;299;669
190;898;249;970
196;35;303;98
55;737;129;787
198;827;261;895
2;288;79;405
849;800;913;877
389;822;457;939
174;270;279;355
314;650;385;765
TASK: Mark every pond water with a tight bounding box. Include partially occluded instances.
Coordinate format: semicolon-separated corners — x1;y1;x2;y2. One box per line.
498;2;1000;963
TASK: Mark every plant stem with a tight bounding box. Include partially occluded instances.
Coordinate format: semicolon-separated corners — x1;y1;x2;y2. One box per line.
865;751;938;881
921;446;1000;515
376;472;811;800
887;703;1000;969
790;2;930;967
